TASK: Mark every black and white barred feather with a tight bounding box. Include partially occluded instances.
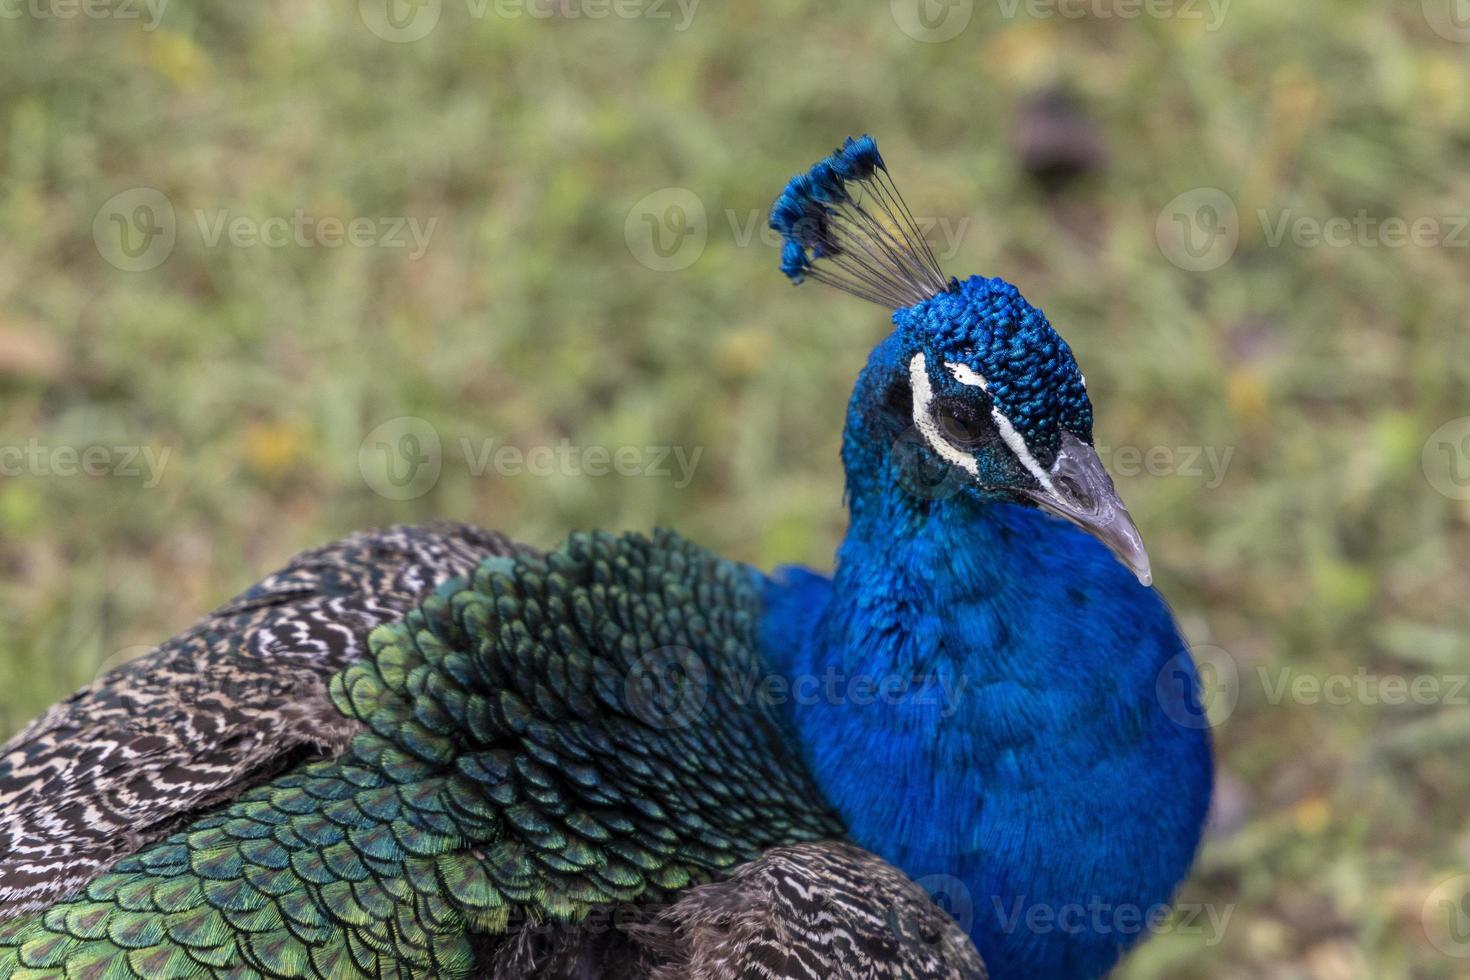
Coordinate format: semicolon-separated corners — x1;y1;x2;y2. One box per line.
479;841;986;979
0;523;521;913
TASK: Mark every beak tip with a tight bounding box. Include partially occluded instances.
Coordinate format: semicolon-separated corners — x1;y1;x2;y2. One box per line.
1024;434;1157;588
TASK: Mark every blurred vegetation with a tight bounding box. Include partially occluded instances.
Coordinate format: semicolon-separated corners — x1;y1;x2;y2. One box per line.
2;2;1469;977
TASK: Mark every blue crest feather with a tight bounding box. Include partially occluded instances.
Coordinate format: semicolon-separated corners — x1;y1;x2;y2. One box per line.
769;136;950;308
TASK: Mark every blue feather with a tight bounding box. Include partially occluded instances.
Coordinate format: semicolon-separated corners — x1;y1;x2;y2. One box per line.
768;135;949;306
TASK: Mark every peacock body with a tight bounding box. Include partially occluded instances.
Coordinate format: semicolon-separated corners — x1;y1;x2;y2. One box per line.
0;136;1213;980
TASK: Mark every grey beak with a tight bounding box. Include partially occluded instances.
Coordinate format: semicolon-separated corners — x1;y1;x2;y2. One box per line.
1021;432;1153;586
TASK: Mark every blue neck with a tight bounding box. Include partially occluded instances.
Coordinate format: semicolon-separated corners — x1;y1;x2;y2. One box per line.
761;496;1213;980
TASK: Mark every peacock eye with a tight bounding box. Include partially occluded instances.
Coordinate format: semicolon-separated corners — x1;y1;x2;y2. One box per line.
933;398;991;449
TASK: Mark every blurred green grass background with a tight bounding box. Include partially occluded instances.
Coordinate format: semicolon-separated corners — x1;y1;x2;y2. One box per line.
3;2;1470;976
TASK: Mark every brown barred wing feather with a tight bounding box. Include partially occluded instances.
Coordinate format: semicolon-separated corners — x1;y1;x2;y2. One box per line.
0;522;523;915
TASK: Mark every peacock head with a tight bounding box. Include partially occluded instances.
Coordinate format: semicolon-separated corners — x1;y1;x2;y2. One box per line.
770;136;1151;585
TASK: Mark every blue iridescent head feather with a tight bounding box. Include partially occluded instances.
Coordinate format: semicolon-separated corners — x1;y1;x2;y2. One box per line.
893;275;1092;459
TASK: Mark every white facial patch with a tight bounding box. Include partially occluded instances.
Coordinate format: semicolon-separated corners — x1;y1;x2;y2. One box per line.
945;362;988;389
940;359;1056;494
909;353;977;476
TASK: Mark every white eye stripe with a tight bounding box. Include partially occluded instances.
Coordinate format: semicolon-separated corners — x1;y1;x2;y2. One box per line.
934;358;1056;494
909;353;978;476
984;400;1056;495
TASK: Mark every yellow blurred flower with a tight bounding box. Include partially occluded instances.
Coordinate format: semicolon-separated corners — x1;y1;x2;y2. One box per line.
243;421;307;482
141;31;212;89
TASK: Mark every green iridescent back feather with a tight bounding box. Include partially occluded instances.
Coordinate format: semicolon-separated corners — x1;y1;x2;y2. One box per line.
0;530;843;978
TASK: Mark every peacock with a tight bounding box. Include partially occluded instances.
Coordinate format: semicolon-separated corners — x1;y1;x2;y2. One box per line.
0;136;1213;980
